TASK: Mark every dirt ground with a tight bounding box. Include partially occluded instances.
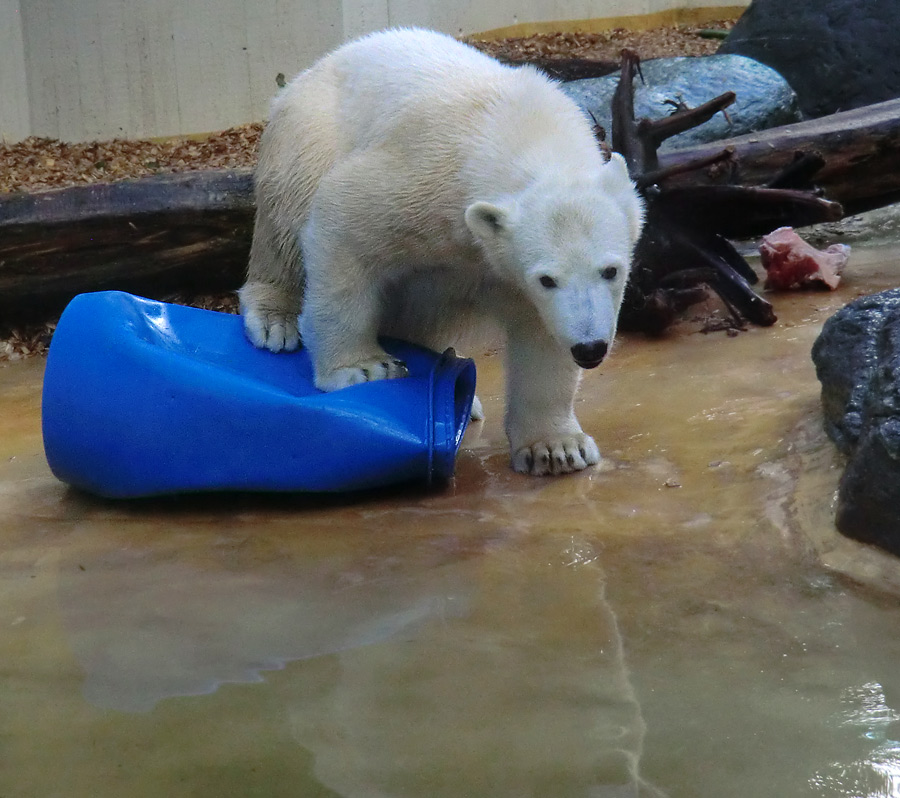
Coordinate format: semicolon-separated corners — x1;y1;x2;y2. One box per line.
0;20;734;361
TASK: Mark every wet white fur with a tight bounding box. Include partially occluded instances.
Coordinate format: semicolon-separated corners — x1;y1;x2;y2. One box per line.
239;28;644;475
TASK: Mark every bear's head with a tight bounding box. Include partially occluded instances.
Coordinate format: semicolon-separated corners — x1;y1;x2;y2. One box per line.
465;153;644;368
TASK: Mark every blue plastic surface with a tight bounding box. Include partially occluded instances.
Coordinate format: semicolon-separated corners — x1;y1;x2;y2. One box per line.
42;291;476;498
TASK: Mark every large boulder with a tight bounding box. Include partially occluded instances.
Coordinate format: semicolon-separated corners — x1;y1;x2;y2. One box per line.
720;0;900;118
560;54;801;151
812;289;900;555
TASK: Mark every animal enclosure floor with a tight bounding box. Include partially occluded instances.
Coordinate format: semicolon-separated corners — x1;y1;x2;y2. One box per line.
3;247;900;796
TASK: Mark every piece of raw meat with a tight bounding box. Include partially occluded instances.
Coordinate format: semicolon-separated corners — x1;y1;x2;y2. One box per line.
760;226;849;291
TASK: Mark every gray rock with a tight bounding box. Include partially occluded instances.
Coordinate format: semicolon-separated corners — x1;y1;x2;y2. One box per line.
812;289;900;555
560;54;801;151
720;0;900;118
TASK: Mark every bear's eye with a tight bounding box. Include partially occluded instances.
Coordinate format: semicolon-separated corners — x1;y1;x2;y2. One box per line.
539;275;558;289
600;265;618;281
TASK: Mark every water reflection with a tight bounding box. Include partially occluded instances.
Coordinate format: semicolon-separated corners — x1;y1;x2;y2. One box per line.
808;683;900;798
281;534;663;797
55;506;662;795
810;747;900;797
841;683;900;732
59;541;473;712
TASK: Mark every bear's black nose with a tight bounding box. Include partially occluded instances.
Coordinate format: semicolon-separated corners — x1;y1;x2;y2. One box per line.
571;340;608;369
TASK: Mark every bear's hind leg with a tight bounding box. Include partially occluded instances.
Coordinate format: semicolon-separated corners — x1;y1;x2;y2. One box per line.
299;243;409;392
239;204;304;352
504;325;600;476
300;280;410;391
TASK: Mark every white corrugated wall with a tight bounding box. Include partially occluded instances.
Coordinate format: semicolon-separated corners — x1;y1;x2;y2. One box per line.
0;0;748;143
0;0;29;142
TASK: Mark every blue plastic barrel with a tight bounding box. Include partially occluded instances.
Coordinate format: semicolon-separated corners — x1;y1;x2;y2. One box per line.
42;292;476;498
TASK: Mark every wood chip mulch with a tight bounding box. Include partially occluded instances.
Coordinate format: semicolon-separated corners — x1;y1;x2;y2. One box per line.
0;123;262;195
466;21;732;63
0;20;734;363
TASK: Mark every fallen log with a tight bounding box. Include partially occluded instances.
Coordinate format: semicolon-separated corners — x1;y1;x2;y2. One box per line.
2;98;900;324
657;97;900;216
496;56;619;82
0;169;254;321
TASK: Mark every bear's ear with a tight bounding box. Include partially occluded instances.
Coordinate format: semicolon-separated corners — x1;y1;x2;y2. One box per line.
600;152;633;193
601;153;645;242
465;201;511;241
623;192;647;243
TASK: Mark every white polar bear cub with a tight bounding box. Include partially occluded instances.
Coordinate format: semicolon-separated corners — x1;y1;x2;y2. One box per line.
239;28;645;476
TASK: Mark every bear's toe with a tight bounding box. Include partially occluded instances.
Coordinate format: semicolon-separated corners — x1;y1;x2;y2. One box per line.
512;434;600;476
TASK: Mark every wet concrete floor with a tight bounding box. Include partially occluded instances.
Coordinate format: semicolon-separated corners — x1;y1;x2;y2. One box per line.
3;246;900;797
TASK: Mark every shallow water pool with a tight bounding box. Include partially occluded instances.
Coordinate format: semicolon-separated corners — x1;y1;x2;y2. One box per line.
3;246;900;797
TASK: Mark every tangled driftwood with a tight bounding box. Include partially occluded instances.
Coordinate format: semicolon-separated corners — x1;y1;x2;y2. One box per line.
606;51;843;332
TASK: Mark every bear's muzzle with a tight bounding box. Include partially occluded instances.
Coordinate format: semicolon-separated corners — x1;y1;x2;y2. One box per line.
570;340;608;369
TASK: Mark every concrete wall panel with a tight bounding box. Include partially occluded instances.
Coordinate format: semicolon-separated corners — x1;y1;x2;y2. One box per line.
0;0;30;142
1;0;748;143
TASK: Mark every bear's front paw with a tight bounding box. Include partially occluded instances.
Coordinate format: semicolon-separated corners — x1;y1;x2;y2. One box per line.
512;434;600;476
239;281;302;352
316;357;410;391
243;307;301;353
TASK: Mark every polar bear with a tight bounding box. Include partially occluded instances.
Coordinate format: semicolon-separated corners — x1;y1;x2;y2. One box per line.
239;28;644;476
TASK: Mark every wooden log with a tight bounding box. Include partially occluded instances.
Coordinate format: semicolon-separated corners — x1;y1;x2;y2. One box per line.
657;97;900;215
0;169;254;321
497;56;619;82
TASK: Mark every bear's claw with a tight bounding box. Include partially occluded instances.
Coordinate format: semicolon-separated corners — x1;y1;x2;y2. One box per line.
512;434;600;476
317;357;409;391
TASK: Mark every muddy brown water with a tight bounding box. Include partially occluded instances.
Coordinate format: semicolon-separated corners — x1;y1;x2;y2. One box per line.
3;247;900;797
